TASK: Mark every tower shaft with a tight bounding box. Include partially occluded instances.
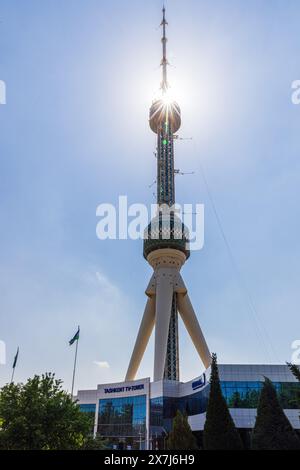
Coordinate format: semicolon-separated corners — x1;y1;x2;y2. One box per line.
157;116;179;380
158;9;177;379
157;122;175;207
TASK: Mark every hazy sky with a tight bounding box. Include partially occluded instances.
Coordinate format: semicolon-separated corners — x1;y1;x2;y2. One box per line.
0;0;300;392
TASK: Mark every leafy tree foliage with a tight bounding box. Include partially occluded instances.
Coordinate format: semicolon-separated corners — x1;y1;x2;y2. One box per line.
203;353;243;450
166;410;198;450
252;377;300;450
82;435;108;450
0;373;93;450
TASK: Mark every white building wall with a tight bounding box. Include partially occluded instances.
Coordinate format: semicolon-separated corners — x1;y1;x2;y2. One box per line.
77;378;151;447
76;364;300;436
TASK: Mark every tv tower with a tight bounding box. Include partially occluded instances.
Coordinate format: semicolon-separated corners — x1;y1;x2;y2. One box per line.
126;7;211;382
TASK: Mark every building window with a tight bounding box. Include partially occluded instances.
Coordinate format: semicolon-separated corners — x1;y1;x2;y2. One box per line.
150;380;300;433
79;403;96;414
98;395;146;442
79;403;96;432
221;381;300;409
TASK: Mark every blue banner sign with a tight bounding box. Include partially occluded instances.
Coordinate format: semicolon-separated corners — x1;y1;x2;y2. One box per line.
192;374;206;390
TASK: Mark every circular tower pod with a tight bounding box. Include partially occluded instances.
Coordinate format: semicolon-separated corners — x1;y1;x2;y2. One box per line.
149;99;181;134
143;212;190;260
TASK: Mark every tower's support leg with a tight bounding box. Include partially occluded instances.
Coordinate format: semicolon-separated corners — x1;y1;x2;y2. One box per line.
154;272;174;381
177;291;211;369
125;297;156;381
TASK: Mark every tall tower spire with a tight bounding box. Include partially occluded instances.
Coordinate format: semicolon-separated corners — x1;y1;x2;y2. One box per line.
125;7;211;384
149;7;181;208
161;6;168;93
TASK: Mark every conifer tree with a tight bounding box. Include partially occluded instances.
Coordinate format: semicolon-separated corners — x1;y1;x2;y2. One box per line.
252;377;300;450
203;353;243;450
166;410;198;450
287;362;300;382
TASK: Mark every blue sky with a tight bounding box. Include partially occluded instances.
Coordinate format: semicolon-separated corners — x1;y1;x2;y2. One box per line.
0;0;300;392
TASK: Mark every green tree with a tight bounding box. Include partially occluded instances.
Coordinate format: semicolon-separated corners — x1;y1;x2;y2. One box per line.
287;363;300;409
82;435;108;450
287;362;300;382
166;410;198;450
228;391;243;408
252;377;300;450
203;353;243;450
0;373;93;450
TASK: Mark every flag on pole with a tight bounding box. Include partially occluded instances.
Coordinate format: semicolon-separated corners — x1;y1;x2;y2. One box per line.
70;326;80;397
11;347;19;383
69;327;80;346
12;347;19;369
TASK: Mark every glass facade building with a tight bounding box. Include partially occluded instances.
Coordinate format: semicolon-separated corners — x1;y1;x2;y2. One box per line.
150;381;300;433
79;403;96;414
221;381;300;410
76;365;300;449
79;403;96;433
97;395;147;448
150;387;210;430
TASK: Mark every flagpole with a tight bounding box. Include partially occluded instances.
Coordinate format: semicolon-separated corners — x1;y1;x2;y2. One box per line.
71;327;79;397
11;347;19;384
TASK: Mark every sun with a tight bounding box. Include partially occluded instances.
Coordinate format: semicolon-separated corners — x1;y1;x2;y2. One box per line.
161;89;175;105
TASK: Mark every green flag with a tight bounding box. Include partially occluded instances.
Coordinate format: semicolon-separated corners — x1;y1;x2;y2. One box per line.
12;347;19;369
69;327;80;346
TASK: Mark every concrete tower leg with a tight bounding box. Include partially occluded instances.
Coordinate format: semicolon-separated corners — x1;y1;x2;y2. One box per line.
125;297;156;381
177;290;211;369
125;249;211;381
153;270;174;381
